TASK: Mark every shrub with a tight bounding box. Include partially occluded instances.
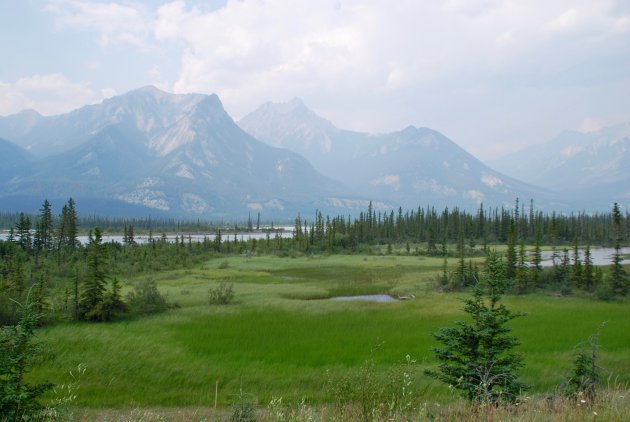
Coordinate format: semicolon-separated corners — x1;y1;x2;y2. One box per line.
126;279;170;315
326;352;418;421
561;324;604;403
0;295;53;421
208;281;235;305
231;382;256;422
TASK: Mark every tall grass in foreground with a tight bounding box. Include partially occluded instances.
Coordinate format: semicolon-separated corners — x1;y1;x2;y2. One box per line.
70;383;630;421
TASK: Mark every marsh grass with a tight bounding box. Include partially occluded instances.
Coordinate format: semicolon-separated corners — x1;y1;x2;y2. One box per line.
27;254;630;417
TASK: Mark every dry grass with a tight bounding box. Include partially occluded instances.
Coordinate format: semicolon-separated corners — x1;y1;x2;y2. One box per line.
68;386;629;421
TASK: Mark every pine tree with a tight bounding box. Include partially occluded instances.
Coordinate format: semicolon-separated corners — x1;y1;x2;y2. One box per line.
33;200;53;252
79;228;108;321
0;293;53;420
505;218;517;279
56;198;78;250
427;251;527;404
610;203;628;296
571;238;582;289
583;245;594;292
15;213;32;252
531;231;543;288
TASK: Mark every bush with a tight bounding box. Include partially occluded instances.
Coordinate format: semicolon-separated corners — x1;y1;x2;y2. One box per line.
208;281;235;305
326;352;418;421
231;382;256;422
126;279;170;315
0;295;53;420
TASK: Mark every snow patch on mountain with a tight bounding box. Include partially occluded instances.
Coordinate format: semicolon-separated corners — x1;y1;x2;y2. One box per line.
371;175;401;191
465;190;484;203
182;193;209;213
176;165;195;179
481;175;504;187
413;179;457;196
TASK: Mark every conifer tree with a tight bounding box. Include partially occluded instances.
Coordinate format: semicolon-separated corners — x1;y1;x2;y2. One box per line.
0;293;53;420
79;228;108;321
530;231;543;287
610;203;628;296
583;245;594;292
33;200;53;252
15;213;32;252
56;198;78;250
427;251;527;404
505;217;517;279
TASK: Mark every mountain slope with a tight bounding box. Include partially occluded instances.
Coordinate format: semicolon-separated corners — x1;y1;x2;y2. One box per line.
239;98;370;177
0;87;352;218
487;123;630;195
0;86;207;158
240;100;556;210
0;138;33;183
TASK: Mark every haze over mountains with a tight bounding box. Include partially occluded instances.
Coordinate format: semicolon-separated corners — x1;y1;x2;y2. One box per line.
0;86;625;219
487;124;630;207
239;99;559;212
0;87;348;218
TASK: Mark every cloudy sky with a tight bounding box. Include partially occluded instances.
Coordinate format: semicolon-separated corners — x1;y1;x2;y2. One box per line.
1;0;629;160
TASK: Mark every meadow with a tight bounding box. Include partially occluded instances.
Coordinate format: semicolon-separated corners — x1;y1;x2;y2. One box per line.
28;252;630;420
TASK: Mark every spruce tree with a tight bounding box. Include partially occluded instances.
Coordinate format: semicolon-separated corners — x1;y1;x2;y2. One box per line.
79;228;108;321
56;198;78;250
610;203;628;296
583;245;594;292
505;218;517;279
15;213;32;252
427;251;527;404
0;294;53;420
33;200;53;252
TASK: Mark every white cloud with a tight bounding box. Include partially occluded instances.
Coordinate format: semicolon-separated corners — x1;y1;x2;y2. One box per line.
46;0;151;47
145;0;628;125
579;117;604;133
29;0;630;158
546;8;582;32
0;74;99;116
101;87;117;99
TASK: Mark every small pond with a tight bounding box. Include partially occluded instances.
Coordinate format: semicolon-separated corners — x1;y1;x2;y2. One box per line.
329;294;397;302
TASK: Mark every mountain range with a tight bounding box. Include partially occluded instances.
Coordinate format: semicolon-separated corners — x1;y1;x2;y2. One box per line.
0;87;350;218
239;99;560;211
487;124;630;207
0;86;625;219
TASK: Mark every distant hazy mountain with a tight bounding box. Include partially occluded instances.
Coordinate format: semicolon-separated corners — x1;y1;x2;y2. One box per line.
240;99;557;210
0;138;33;183
239;98;370;177
0;87;356;218
487;123;630;205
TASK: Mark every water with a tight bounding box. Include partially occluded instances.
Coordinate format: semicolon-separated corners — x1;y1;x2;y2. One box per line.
0;230;294;245
538;247;630;267
330;294;397;302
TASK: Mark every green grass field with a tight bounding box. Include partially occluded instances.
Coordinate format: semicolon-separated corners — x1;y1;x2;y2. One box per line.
32;254;630;414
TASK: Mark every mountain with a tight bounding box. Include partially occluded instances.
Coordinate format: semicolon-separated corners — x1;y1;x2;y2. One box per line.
0;87;356;218
0;86;207;158
487;123;630;206
239;100;557;210
0;138;33;183
239;98;370;177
